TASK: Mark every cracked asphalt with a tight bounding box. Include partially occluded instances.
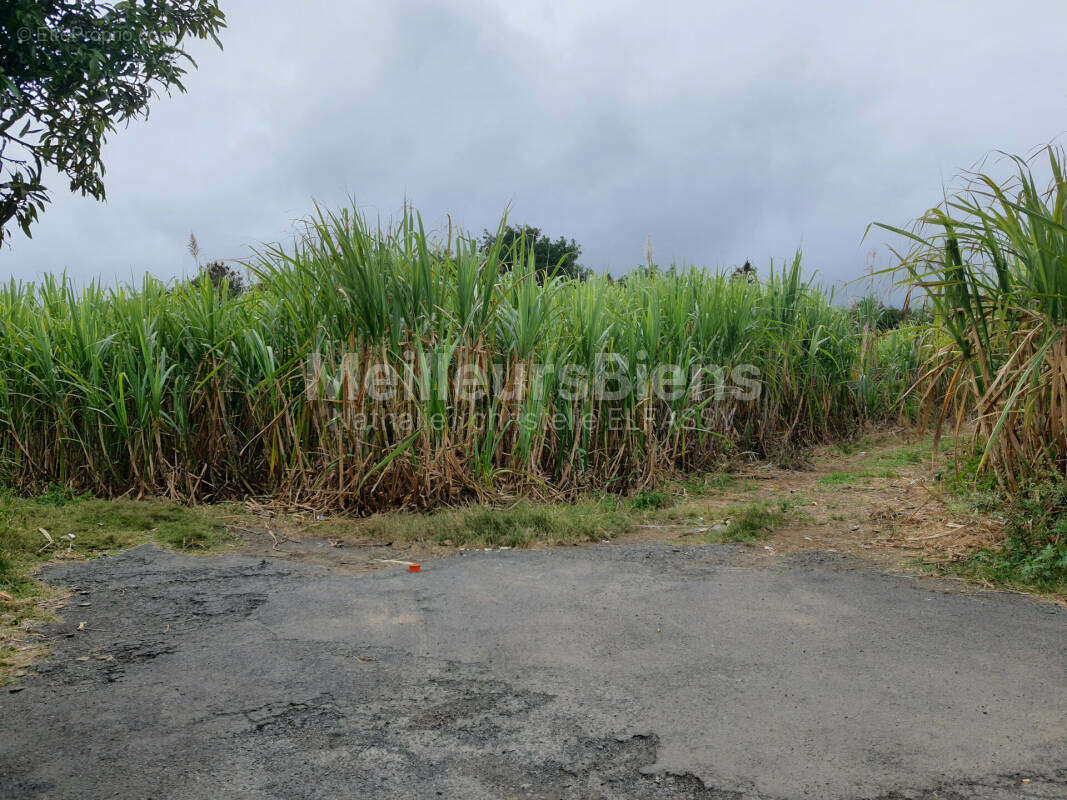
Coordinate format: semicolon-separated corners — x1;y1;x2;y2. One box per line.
0;542;1064;799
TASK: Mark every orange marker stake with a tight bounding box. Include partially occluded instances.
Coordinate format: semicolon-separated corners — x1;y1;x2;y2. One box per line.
378;558;421;573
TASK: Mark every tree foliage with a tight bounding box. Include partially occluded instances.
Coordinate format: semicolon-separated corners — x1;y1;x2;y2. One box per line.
730;260;757;283
480;224;588;281
850;295;911;331
0;0;226;243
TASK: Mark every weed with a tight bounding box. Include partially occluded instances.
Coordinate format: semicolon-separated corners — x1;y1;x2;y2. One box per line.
679;473;736;496
932;537;1067;596
819;472;862;486
833;439;867;456
34;485;92;507
0;553;36;597
818;466;897;486
705;473;738;491
869;446;924;467
709;500;792;542
931;476;1067;594
633;490;672;511
770;444;813;471
355;498;633;550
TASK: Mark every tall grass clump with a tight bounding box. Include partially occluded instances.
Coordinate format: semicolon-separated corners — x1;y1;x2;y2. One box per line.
0;206;913;511
875;145;1067;489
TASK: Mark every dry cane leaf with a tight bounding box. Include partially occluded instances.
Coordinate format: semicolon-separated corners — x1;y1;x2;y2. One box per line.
37;528;55;553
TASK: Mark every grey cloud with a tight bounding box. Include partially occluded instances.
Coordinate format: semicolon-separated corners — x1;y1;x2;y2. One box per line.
3;0;1065;293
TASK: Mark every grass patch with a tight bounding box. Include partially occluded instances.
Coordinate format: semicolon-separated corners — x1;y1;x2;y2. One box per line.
770;444;813;471
818;472;866;486
832;436;950;469
868;445;925;467
0;491;231;598
930;472;1067;595
679;473;739;496
632;490;672;511
0;552;37;598
937;539;1067;595
355;497;633;549
1;489;233;683
706;473;739;491
832;438;869;456
818;466;898;486
0;494;229;597
708;500;792;543
0;641;48;687
936;454;1000;514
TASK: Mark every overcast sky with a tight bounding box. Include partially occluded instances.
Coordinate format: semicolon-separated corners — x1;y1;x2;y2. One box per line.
3;0;1065;293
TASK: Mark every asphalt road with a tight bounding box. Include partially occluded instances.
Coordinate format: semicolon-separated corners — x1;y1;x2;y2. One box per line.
1;543;1064;799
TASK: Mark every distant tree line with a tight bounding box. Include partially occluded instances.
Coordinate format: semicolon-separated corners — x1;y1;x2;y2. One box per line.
480;224;589;282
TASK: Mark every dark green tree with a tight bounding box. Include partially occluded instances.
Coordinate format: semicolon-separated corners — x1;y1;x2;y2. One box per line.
0;1;226;243
480;224;588;282
850;295;912;331
730;260;757;283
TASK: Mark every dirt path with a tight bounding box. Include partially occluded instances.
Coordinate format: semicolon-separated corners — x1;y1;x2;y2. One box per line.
601;429;1012;576
1;538;1064;799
